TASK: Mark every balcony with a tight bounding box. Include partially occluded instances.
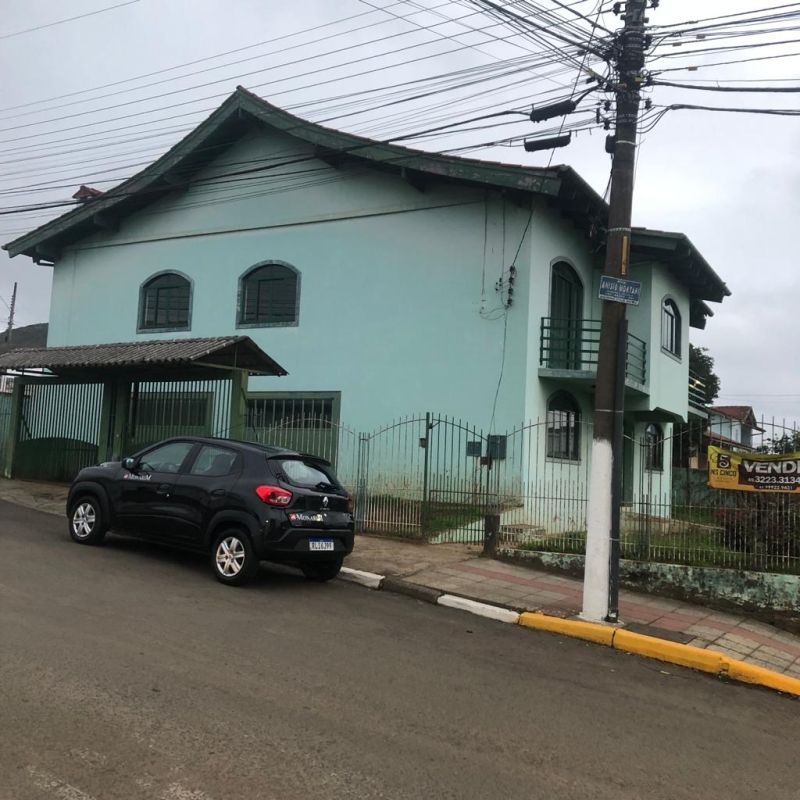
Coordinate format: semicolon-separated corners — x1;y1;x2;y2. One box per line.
539;317;647;393
688;370;708;410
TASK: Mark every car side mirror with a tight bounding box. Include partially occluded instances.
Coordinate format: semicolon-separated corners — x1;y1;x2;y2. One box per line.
122;456;138;471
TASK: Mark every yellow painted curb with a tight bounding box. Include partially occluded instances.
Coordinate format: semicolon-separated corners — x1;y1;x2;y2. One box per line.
517;611;800;699
613;629;726;674
725;659;800;697
518;612;615;646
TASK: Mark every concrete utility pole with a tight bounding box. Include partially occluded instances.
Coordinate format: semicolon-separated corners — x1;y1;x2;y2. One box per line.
582;0;649;622
4;282;16;343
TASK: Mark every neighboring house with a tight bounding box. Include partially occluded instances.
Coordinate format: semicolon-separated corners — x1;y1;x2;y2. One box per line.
708;405;763;450
2;88;729;505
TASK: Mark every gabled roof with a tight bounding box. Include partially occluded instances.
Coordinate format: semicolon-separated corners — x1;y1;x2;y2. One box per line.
3;87;729;315
0;336;287;377
710;405;763;431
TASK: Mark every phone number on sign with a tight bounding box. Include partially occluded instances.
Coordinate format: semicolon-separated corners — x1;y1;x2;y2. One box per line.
747;475;800;487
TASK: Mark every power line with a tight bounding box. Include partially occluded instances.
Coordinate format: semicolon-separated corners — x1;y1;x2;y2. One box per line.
652;79;800;93
0;0;140;41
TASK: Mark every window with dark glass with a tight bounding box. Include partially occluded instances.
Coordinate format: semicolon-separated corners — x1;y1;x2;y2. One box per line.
661;299;681;357
239;263;299;326
546;391;581;461
189;445;241;477
644;423;664;471
139;273;191;331
548;262;583;369
138;441;194;474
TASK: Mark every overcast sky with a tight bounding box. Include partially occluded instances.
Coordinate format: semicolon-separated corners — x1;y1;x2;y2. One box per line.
1;0;798;422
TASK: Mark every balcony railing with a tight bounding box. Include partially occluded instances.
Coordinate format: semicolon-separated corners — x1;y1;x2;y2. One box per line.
689;370;708;408
539;318;647;386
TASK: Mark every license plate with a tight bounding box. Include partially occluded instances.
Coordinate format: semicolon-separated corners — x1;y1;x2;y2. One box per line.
309;539;334;552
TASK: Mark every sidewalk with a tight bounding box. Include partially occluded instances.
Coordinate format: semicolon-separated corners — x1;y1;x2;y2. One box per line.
347;536;800;679
3;477;800;678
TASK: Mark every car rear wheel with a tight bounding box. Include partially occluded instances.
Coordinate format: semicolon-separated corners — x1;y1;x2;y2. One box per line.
211;530;259;586
300;559;343;582
68;497;108;545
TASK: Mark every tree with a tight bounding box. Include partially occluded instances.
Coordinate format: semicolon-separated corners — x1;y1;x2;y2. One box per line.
689;344;720;405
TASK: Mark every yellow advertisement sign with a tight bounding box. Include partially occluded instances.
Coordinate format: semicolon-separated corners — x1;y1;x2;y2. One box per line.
708;446;800;493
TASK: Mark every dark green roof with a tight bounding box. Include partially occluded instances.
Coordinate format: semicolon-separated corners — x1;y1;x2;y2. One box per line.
3;87;729;317
0;335;287;376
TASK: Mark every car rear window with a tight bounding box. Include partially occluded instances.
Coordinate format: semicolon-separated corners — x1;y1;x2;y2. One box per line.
272;458;340;491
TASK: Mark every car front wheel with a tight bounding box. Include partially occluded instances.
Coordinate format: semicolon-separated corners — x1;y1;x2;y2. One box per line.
68;497;108;545
300;559;343;582
211;530;259;586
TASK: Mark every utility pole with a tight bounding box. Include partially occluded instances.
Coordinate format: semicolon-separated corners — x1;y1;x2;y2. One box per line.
4;282;16;343
582;0;649;622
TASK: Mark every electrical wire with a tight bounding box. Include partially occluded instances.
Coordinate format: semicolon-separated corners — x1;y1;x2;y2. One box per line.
0;0;140;41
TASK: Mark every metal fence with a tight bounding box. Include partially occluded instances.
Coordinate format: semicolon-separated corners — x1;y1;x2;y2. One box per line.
540;317;647;386
0;392;12;469
3;385;798;575
13;381;105;482
246;412;800;576
124;377;233;454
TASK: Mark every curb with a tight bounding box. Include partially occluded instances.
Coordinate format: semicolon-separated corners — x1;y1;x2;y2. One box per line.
338;567;384;590
438;594;520;624
381;576;442;605
338;567;800;700
518;612;800;699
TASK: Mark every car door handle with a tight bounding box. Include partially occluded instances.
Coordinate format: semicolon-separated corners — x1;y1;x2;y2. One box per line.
157;484;172;497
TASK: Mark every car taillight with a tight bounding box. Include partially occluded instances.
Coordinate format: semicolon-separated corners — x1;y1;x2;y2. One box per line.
346;495;354;514
256;485;293;506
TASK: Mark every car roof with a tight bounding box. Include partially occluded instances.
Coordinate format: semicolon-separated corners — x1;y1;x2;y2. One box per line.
146;436;331;464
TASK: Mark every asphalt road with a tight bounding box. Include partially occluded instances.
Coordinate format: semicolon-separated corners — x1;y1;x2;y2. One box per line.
1;500;798;800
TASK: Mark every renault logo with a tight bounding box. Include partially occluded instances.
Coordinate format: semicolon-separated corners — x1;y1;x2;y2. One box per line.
322;496;329;509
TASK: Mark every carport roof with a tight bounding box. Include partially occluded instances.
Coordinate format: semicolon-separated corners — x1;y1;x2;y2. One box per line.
0;336;288;377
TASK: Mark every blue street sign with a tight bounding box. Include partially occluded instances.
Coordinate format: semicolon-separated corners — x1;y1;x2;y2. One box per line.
599;275;642;306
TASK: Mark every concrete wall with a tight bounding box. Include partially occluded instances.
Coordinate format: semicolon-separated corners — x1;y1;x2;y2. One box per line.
648;264;690;420
46;126;696;435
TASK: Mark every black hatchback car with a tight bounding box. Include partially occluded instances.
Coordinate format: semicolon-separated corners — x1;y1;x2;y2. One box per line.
66;437;355;585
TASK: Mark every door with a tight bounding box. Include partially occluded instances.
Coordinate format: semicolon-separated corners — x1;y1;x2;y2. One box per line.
169;444;244;547
116;440;197;540
549;262;583;369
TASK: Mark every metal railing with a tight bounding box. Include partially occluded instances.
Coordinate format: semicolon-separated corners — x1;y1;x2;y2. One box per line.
539;318;647;386
688;370;708;408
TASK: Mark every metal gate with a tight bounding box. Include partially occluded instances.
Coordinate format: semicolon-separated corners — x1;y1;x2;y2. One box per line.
0;392;12;472
13;380;104;482
123;377;234;455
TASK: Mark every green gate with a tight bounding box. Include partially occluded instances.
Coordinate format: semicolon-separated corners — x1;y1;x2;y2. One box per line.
13;380;105;482
122;376;234;455
0;392;12;471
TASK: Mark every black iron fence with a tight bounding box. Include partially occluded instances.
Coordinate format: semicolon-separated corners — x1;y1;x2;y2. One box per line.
248;412;800;576
3;384;798;576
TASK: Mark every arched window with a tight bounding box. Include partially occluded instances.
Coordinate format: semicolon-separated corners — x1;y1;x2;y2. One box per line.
549;262;583;369
644;423;663;471
661;298;681;357
139;272;191;331
238;262;300;327
546;391;581;461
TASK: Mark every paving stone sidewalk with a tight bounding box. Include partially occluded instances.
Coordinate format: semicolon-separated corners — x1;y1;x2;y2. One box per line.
347;536;800;678
3;478;800;677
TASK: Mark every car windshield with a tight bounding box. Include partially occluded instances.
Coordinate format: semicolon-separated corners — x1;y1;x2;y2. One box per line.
273;458;341;491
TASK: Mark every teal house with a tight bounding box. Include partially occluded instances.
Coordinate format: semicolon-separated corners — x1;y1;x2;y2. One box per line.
3;88;729;535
